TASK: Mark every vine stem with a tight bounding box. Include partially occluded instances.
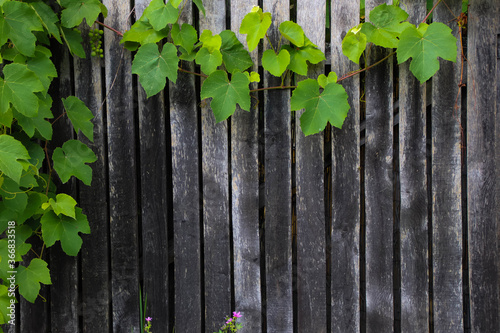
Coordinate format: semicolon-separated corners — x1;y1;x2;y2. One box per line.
337;50;396;83
251;85;297;93
178;67;207;78
95;20;123;36
422;0;442;23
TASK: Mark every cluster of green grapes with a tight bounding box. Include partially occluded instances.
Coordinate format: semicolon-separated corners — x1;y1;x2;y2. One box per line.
89;28;104;58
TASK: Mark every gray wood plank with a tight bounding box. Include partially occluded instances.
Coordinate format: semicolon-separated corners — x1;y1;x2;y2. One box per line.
262;1;293;332
295;1;327;332
330;1;361;332
398;1;429;332
467;1;500;332
230;1;262;332
364;1;394;332
431;1;464;332
102;0;140;331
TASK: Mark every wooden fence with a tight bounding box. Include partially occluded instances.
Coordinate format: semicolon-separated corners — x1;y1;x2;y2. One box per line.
9;0;500;332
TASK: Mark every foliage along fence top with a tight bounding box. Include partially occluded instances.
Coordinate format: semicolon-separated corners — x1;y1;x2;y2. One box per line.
0;0;499;332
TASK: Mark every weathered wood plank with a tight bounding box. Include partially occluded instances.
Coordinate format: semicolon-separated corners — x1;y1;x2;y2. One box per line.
364;1;394;332
102;1;140;331
467;1;500;332
262;1;293;332
199;1;232;331
398;1;429;332
431;1;464;332
330;1;361;331
230;1;262;332
295;1;327;332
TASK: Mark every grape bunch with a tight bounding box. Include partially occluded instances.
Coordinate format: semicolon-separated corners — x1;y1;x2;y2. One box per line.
89;28;104;58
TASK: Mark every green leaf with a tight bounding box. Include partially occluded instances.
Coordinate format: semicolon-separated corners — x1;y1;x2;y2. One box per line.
317;72;337;88
41;207;90;256
60;26;86;58
17;192;45;224
219;30;253;73
342;24;367;64
282;45;325;76
26;46;58;96
144;0;178;31
171;23;198;54
132;43;179;98
361;4;411;48
279;21;306;47
43;193;77;219
262;49;290;77
0;135;30;184
239;6;272;52
193;0;206;16
397;22;457;83
16;258;52;303
249;71;260;83
13;94;54;140
63;96;95;142
60;0;102;28
30;1;62;43
0;176;28;213
199;30;222;53
291;78;350;135
0;1;44;56
195;47;223;76
200;70;250;122
120;19;170;51
52;140;97;185
0;63;44;117
0;285;14;325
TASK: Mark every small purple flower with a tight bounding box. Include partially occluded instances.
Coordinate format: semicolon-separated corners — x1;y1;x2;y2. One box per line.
145;317;152;322
233;311;242;318
226;318;233;324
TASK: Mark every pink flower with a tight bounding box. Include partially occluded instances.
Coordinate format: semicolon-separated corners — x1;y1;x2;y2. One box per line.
226;318;233;324
145;317;152;322
233;311;242;318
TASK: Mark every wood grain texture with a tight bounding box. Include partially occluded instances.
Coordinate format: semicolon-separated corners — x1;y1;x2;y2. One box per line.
467;1;500;332
431;1;464;332
230;1;262;332
330;1;361;332
103;0;140;331
262;1;293;332
295;1;327;332
364;1;394;332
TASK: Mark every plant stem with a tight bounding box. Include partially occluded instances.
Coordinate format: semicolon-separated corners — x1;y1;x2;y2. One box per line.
95;20;123;36
337;50;396;83
178;67;208;78
422;0;442;23
265;33;276;54
250;85;297;93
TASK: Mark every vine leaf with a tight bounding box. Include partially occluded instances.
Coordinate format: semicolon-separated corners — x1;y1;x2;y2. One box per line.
0;135;31;184
15;258;52;303
60;26;86;58
27;46;58;96
220;30;253;73
262;49;290;77
121;19;169;51
60;0;102;28
63;96;95;142
144;0;178;31
397;22;457;83
317;72;337;88
279;21;306;47
0;176;28;212
170;0;183;8
195;30;223;74
360;4;411;48
30;1;62;43
200;70;250;122
0;1;44;56
342;24;367;64
52;140;97;185
42;193;77;219
172;23;198;55
13;94;54;140
282;44;325;76
239;6;272;52
291;78;350;135
0;285;12;323
193;0;206;16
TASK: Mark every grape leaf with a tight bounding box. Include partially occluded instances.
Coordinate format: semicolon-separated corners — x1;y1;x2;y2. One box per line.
220;30;253;73
52;140;97;185
200;70;250;122
42;193;77;219
0;63;44;117
63;96;95;142
0;285;13;325
17;192;45;224
199;30;222;53
60;0;102;28
132;43;179;98
0;1;43;56
342;24;367;64
144;0;178;31
360;4;411;48
41;207;90;256
244;71;260;83
13;94;54;140
195;48;222;75
30;1;62;43
170;0;183;8
60;26;86;58
282;44;325;76
317;72;337;88
193;0;206;16
397;22;457;83
171;23;198;54
239;6;272;52
16;258;52;303
291;78;350;135
279;21;306;47
0;176;28;213
121;19;170;51
27;46;58;96
0;135;31;184
262;49;290;77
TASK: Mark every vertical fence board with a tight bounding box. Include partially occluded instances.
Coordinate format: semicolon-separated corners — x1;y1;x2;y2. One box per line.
103;0;140;332
431;0;464;332
296;1;327;332
230;1;262;332
262;0;293;331
74;23;111;333
170;2;202;332
398;1;429;332
467;1;500;332
135;1;170;331
364;1;394;332
199;1;231;331
330;1;361;331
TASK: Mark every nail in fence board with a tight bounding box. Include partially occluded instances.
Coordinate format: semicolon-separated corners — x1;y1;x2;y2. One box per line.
330;1;361;331
103;0;140;331
364;1;394;332
467;1;500;332
230;1;262;332
262;0;293;331
432;0;464;331
296;1;327;332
